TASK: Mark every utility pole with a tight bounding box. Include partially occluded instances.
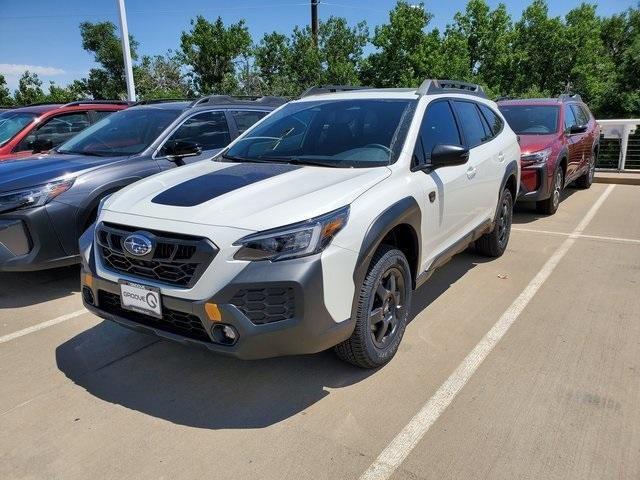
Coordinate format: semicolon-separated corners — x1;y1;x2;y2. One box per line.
311;0;319;46
116;0;136;101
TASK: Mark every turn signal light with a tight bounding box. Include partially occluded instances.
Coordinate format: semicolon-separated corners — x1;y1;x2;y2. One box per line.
205;302;222;322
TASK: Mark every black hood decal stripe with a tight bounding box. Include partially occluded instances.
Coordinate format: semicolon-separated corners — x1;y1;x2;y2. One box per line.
151;163;301;207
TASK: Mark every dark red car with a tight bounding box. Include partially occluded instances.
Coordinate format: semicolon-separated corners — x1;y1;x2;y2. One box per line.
498;96;600;214
0;100;129;161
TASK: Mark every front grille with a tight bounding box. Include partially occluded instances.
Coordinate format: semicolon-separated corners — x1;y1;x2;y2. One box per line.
230;287;295;325
98;290;211;343
97;223;216;287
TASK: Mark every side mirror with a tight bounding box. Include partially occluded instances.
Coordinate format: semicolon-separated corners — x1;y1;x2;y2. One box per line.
430;144;470;168
569;124;588;135
163;140;202;161
32;137;53;153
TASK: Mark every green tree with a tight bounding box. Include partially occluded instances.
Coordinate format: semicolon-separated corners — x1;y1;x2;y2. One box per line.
320;17;369;85
253;32;294;95
563;4;614;114
180;16;252;94
135;52;191;99
362;2;438;87
450;0;513;93
0;74;13;105
14;71;45;105
600;6;640;117
511;0;570;96
80;21;138;99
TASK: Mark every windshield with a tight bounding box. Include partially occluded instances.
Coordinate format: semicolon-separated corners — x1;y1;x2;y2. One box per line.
498;105;559;135
0;112;37;147
57;108;181;156
224;99;416;168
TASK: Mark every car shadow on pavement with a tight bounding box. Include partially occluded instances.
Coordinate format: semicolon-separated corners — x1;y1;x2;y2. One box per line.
0;265;80;309
409;249;491;321
512;187;579;224
55;320;374;430
55;250;487;430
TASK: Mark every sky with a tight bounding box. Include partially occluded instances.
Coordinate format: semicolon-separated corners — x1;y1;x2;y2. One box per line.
0;0;637;91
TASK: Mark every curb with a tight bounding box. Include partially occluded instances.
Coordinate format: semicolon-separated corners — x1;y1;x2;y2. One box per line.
594;172;640;186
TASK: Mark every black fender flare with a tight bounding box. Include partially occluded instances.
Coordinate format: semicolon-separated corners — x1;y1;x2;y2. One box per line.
353;196;422;295
495;160;518;223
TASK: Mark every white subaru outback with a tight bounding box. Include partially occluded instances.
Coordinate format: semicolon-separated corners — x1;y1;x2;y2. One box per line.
80;80;520;368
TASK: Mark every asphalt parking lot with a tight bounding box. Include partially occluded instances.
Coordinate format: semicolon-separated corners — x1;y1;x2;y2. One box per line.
1;182;639;480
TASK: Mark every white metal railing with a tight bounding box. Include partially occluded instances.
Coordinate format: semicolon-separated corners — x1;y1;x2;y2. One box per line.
596;119;640;171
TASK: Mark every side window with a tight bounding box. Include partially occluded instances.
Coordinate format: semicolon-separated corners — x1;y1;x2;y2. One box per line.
453;100;490;148
564;105;578;130
231;110;267;134
479;104;503;136
571;105;589;126
91;110;116;124
415;101;462;165
160;111;230;155
15;112;90;152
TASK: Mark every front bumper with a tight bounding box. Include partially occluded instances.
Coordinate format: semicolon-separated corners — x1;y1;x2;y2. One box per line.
82;243;355;360
517;163;551;202
0;206;78;272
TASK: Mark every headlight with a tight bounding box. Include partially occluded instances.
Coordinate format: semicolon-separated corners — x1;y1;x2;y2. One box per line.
521;147;552;166
0;178;75;214
233;206;350;261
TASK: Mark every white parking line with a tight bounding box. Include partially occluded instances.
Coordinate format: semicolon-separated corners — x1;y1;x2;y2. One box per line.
0;309;88;344
513;227;640;245
360;184;616;480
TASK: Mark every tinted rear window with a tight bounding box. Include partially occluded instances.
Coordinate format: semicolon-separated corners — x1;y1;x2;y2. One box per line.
499;105;559;135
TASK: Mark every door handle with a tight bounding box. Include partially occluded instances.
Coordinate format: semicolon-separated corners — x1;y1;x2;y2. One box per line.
498;152;505;162
466;166;477;179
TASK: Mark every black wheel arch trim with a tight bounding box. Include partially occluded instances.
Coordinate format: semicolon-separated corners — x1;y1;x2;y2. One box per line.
353;196;422;300
496;160;518;223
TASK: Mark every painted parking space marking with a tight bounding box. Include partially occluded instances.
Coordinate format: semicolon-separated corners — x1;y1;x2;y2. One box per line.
513;227;640;245
359;184;616;480
0;309;88;344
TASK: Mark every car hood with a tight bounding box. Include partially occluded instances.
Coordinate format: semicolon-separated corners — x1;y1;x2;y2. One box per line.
0;153;128;192
517;134;559;155
104;160;391;231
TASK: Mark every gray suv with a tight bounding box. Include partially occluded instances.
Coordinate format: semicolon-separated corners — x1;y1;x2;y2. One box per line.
0;96;285;271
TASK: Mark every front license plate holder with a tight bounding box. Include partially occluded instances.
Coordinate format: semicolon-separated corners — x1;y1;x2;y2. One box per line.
119;280;162;318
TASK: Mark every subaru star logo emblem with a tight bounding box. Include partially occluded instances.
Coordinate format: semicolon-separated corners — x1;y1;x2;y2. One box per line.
123;233;153;257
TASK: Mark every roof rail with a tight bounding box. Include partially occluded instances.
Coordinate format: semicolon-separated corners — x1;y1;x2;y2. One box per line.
189;95;288;108
132;98;192;106
417;79;487;99
61;99;132;107
559;93;582;102
300;85;369;98
23;101;65;107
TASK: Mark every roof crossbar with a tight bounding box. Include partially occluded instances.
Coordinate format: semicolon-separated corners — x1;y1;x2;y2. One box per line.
417;79;487;99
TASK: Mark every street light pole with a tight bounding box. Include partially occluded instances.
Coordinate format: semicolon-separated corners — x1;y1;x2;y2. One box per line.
116;0;136;101
311;0;319;46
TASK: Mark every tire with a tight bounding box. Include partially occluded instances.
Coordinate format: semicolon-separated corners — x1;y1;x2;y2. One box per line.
334;245;412;368
536;167;563;215
576;148;597;189
476;187;513;258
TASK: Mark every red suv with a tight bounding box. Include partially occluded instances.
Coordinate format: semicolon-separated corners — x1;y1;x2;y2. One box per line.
0;100;129;161
498;96;600;214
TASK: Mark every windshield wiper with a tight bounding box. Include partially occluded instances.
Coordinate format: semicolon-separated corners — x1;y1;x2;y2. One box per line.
220;154;279;164
259;156;342;168
57;150;107;157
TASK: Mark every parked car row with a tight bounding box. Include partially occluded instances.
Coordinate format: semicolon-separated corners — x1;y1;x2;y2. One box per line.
0;82;600;368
